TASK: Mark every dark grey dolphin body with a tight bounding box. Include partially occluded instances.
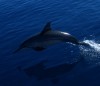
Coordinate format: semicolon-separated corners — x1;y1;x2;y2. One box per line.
14;22;89;53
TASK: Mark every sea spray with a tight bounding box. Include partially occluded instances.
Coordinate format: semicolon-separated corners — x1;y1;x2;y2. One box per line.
79;40;100;64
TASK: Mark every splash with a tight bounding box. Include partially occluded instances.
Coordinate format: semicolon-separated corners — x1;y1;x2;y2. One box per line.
83;40;100;52
79;40;100;63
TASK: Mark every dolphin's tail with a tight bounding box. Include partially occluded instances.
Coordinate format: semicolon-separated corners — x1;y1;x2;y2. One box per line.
78;41;90;47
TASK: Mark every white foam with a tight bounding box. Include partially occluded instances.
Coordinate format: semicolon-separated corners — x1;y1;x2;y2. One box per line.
79;40;100;64
83;40;100;52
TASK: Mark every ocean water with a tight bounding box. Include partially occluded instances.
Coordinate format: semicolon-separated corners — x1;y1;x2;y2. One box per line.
0;0;100;86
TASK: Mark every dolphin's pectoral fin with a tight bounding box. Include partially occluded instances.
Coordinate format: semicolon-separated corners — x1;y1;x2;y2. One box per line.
34;47;46;51
40;22;52;35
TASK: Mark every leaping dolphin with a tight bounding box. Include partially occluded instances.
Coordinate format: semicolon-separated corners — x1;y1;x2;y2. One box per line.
14;22;89;53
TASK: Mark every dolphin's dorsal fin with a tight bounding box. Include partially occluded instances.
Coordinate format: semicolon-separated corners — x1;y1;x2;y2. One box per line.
40;22;52;35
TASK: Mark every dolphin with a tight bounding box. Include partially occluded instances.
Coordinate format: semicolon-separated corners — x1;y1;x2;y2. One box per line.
14;22;89;53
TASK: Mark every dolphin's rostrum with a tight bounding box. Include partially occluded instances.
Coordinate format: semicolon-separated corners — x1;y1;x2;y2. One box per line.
14;22;89;53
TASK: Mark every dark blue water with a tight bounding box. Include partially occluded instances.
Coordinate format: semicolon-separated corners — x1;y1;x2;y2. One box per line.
0;0;100;86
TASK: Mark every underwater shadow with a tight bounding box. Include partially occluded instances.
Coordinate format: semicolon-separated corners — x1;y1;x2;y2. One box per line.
18;58;83;84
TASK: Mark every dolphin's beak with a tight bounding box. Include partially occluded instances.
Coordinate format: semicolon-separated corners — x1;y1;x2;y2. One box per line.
13;47;23;54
